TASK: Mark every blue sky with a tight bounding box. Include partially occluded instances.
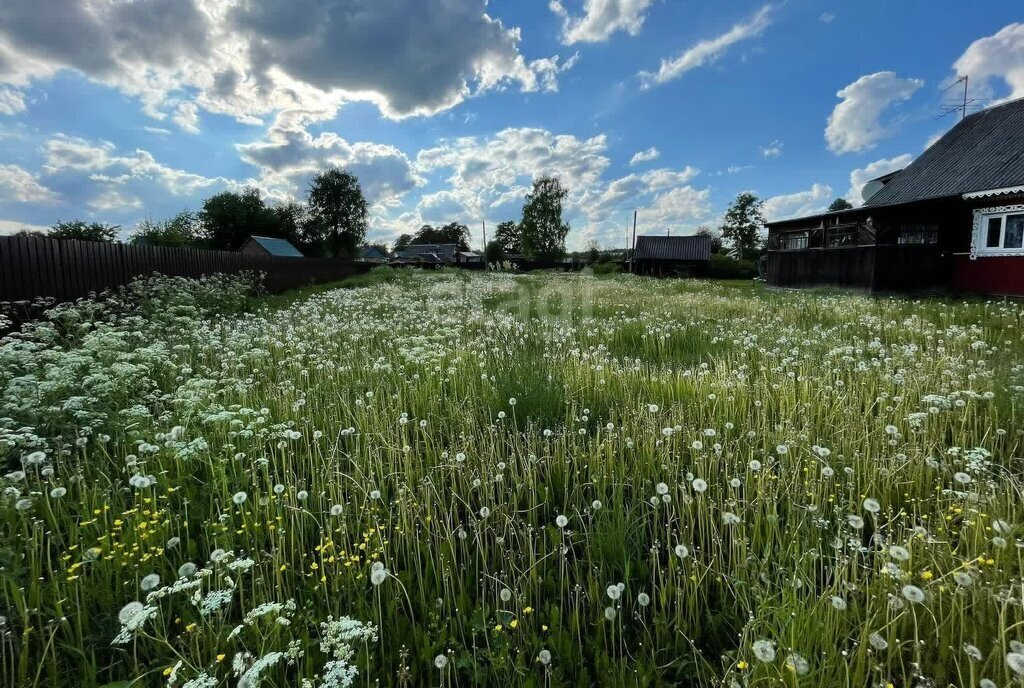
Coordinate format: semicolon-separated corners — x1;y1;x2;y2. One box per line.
0;0;1022;250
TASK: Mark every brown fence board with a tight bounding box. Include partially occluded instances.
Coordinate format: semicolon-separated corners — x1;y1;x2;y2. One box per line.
0;237;371;304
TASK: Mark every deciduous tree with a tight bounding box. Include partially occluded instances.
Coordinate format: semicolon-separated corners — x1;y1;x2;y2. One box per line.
306;168;368;258
519;177;570;259
50;220;120;242
719;192;765;261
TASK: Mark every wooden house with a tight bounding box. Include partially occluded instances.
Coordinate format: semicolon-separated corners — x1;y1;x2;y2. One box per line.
765;97;1024;296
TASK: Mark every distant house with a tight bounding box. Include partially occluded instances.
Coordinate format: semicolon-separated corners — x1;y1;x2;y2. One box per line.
239;236;304;257
632;235;712;276
358;245;391;262
456;251;483;265
766;97;1024;296
394;243;460;263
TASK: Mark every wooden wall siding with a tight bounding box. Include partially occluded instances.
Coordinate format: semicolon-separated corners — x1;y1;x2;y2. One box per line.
767;247;876;289
767;245;948;292
0;236;371;303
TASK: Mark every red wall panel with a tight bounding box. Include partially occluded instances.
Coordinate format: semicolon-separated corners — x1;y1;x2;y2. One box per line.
953;255;1024;296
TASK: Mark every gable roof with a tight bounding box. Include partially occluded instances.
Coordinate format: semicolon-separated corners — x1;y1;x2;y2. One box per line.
359;245;390;258
865;97;1024;207
395;243;459;259
634;235;712;261
248;235;304;257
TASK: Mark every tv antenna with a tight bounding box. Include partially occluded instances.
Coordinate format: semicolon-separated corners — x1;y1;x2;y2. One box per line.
937;75;972;121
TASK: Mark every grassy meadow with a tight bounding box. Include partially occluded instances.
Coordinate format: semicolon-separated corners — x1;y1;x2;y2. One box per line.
1;269;1023;687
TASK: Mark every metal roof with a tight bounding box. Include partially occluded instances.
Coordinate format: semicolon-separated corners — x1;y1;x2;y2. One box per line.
395;243;459;259
633;235;712;261
865;97;1024;207
249;235;304;257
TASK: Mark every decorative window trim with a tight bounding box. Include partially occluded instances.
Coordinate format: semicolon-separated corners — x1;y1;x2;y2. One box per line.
970;204;1024;259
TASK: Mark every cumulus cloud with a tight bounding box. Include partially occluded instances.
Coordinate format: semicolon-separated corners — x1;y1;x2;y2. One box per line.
529;52;581;93
43;134;230;196
0;0;565;127
236;111;423;203
0;164;58;203
88;188;143;212
761;140;783;157
846;154;913;205
763;183;833;221
825;72;923;154
629;147;660;166
550;0;655;44
639;5;773;88
636;186;712;228
953;23;1024;102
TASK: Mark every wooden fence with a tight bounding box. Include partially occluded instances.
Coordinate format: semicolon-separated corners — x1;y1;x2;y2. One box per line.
0;235;371;303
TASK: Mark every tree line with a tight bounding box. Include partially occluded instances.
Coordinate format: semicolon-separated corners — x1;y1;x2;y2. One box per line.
14;168;372;258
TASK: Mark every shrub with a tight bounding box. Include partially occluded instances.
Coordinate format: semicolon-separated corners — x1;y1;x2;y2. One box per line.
707;253;759;279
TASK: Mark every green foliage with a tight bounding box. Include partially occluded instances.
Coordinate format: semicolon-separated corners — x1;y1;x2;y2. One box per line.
694;225;724;253
707;253;759;279
394;233;413;252
484;239;505;264
129;211;200;248
305;167;368;258
591;262;622;276
828;198;854;212
494;220;522;254
519;177;570;258
50;220;120;242
199;187;277;250
410;222;470;251
719;192;765;260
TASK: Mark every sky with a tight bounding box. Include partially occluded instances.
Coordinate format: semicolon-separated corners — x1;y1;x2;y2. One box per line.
0;0;1022;251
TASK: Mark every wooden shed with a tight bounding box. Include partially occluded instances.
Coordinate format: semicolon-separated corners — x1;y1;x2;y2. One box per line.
631;235;712;276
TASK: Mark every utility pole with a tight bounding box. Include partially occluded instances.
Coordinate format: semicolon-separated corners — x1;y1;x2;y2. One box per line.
961;74;969;120
482;220;486;250
630;210;637;273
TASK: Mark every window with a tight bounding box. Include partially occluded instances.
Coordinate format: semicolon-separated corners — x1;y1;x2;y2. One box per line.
779;231;809;250
827;228;857;247
974;207;1024;256
898;224;939;245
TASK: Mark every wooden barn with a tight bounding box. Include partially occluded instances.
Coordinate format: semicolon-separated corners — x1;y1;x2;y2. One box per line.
766;97;1024;296
631;235;712;276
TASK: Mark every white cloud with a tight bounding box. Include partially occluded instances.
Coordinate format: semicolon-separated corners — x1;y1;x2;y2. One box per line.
639;4;774;88
0;86;26;115
763;183;833;221
417;127;612;219
88;188;143;212
236;111;423;204
550;0;655;44
0;219;50;235
825;71;923;154
529;52;581;93
846;154;913;205
819;12;835;24
636;186;712;228
172;102;200;134
629;147;660;165
42;134;230;196
761;140;783;157
953;23;1024;102
847;154;913;205
0;164;58;203
0;0;567;128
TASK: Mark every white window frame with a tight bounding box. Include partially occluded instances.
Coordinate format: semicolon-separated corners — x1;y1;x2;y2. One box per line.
971;204;1024;259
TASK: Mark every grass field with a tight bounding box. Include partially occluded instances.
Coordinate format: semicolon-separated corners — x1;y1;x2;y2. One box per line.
2;269;1023;687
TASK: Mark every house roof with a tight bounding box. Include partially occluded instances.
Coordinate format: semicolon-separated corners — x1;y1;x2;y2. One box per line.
248;235;304;257
865;97;1024;207
395;243;459;259
633;235;712;261
359;245;390;258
